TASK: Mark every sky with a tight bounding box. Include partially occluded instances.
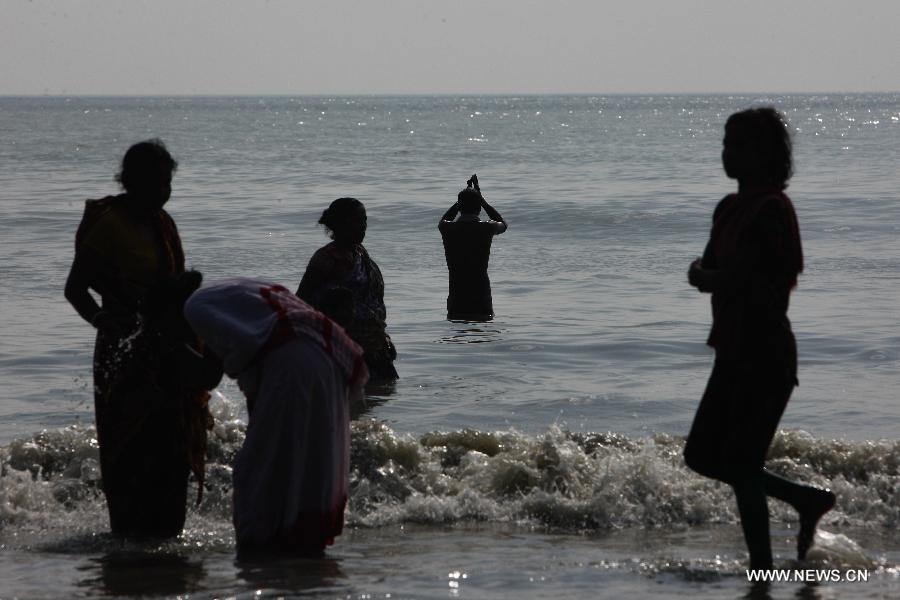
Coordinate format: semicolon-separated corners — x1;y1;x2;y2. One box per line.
2;0;898;95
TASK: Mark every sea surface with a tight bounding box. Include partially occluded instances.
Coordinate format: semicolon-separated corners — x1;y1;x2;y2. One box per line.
0;95;898;598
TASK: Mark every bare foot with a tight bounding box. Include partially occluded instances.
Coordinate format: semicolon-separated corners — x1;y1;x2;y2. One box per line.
797;488;836;561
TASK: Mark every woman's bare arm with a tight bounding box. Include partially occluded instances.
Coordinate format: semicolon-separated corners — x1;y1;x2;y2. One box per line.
64;251;103;326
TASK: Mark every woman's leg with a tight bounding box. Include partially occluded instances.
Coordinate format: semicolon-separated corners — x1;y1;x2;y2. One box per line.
731;471;773;570
685;361;779;568
762;469;836;560
683;361;732;479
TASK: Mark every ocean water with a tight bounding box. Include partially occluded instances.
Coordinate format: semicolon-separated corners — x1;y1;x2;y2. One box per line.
0;95;898;598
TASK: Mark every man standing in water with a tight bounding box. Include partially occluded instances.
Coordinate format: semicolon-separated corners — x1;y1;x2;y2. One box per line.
438;174;507;321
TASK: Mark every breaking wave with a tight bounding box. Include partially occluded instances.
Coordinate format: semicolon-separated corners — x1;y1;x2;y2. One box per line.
2;393;898;539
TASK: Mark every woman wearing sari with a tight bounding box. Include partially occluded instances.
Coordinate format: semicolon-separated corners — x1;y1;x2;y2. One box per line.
296;197;398;380
64;140;218;537
184;279;368;554
684;108;836;569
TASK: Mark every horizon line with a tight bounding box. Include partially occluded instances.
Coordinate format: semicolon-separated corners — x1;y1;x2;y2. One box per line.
1;90;898;99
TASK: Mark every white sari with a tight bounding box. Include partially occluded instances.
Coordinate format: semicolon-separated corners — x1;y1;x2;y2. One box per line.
184;278;367;551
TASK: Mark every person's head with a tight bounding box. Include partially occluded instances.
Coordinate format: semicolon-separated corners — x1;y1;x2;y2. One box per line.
723;107;793;189
457;188;483;216
319;197;366;245
116;139;178;210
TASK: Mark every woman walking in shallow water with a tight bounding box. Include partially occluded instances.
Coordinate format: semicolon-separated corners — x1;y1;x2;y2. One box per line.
684;107;835;569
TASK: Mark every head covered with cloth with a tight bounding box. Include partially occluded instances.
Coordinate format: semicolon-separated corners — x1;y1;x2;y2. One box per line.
184;278;368;553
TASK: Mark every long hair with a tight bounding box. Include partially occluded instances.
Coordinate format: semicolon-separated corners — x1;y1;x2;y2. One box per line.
726;107;793;189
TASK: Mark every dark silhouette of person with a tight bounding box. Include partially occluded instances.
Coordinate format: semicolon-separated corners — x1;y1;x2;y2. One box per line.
439;174;507;321
101;271;222;536
684;108;836;569
64;140;221;537
296;197;398;380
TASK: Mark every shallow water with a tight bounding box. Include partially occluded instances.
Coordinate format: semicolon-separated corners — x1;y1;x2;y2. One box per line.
2;396;898;597
0;94;898;597
2;526;898;599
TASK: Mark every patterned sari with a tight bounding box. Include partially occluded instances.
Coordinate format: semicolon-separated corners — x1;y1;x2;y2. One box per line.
297;242;398;379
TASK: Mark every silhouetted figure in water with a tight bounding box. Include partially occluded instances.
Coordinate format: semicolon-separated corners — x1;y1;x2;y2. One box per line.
64;140;220;537
100;271;221;537
439;174;507;321
296;198;398;380
684;108;836;569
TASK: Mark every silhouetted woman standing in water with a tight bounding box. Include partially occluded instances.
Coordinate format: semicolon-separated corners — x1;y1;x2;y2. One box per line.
64;140;220;537
684;108;835;569
297;198;398;380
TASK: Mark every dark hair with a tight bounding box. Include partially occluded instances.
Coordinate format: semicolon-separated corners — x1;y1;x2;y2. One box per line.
116;139;178;192
319;197;364;237
726;107;793;188
457;188;482;214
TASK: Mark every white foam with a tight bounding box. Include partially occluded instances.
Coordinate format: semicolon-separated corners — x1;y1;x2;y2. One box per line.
806;530;878;569
1;420;897;539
